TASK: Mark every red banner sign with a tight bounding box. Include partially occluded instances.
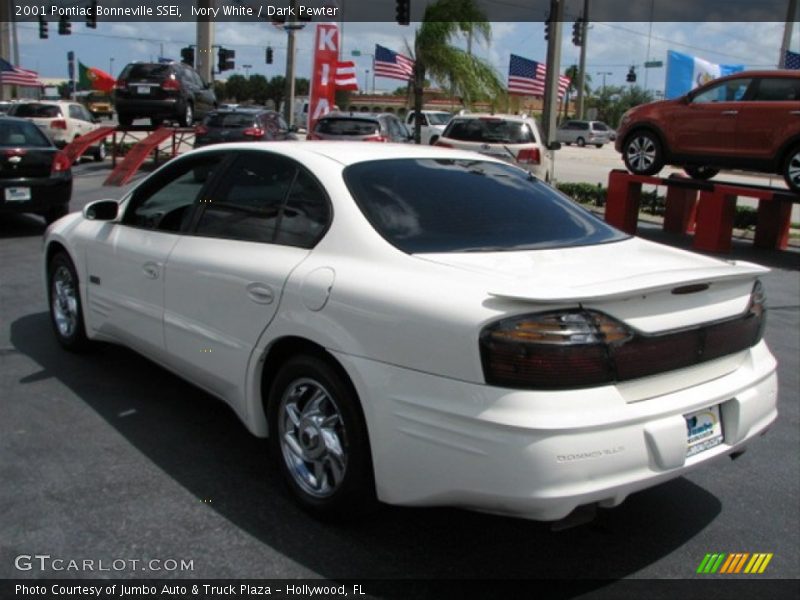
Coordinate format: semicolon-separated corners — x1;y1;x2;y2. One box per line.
308;23;339;133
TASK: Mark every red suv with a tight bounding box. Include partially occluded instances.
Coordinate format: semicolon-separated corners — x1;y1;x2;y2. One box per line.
615;70;800;193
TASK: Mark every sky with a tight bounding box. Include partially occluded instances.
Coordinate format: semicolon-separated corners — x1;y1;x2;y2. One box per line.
10;20;797;94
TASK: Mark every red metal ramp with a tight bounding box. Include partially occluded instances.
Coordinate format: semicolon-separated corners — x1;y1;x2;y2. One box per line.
61;126;117;163
104;128;176;187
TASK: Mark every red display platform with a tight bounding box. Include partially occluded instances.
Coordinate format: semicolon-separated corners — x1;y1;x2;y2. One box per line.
603;169;798;253
104;127;195;187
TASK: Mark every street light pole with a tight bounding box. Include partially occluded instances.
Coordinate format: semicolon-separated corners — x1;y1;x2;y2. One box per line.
597;71;612;93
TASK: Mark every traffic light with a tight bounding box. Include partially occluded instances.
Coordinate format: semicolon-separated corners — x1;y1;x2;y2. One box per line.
395;0;410;26
572;19;583;46
217;47;235;72
181;46;195;67
58;15;71;35
38;16;48;39
544;14;552;41
86;1;97;28
626;66;637;83
266;46;273;64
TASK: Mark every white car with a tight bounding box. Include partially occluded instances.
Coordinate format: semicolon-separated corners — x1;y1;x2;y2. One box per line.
8;101;106;161
405;110;452;145
435;113;553;181
44;142;777;521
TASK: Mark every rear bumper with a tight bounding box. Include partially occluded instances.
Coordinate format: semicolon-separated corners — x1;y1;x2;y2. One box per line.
116;97;180;117
335;340;778;521
0;176;71;215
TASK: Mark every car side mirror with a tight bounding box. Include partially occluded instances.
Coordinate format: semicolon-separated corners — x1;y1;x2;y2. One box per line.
548;141;562;151
83;199;119;221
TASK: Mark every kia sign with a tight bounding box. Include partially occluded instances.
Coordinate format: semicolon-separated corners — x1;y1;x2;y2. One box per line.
308;23;339;134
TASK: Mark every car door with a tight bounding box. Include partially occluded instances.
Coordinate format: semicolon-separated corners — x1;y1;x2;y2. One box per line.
734;76;800;161
83;152;227;360
162;151;328;400
68;104;90;139
669;77;753;158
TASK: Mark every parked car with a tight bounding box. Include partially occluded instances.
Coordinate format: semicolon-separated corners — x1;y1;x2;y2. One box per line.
616;69;800;192
557;120;613;147
43;142;776;522
0;116;72;224
436;113;552;181
84;92;114;120
114;61;217;128
194;107;297;148
7;101;107;161
405;110;452;145
308;113;411;142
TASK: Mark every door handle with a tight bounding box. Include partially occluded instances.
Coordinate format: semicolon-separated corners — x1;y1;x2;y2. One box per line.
720;110;738;115
791;111;800;116
142;262;160;280
246;283;275;305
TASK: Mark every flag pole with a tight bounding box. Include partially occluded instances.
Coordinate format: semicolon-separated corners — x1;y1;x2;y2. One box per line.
779;0;797;68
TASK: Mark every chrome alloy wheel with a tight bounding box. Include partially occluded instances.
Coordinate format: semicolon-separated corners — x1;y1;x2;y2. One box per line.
51;265;78;338
626;135;657;172
788;149;800;190
278;377;348;498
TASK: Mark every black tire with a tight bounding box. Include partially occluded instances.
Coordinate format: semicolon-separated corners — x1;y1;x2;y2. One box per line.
595;144;603;149
576;137;586;147
622;130;665;176
684;165;720;180
150;117;163;128
178;102;193;127
268;354;375;520
118;114;133;128
93;143;106;162
783;145;800;193
44;205;68;225
47;252;90;352
429;135;439;146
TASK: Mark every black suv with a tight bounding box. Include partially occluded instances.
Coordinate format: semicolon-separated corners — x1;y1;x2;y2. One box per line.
194;107;297;148
114;62;217;128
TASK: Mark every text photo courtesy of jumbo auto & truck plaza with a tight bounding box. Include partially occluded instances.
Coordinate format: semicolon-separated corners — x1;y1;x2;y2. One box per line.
2;1;799;600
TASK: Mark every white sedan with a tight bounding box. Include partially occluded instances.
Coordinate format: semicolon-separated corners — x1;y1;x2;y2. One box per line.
43;142;778;521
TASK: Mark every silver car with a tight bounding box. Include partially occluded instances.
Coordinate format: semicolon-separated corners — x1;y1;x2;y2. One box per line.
557;120;613;148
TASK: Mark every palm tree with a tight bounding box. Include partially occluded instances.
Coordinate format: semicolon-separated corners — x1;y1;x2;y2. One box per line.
409;0;505;144
563;65;592;120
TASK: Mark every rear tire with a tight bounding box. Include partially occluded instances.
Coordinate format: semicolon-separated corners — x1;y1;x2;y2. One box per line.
595;144;603;149
268;354;375;520
576;137;586;147
47;252;90;351
683;165;719;180
622;130;664;176
429;135;439;146
783;145;800;193
178;103;193;127
93;143;106;162
118;114;133;128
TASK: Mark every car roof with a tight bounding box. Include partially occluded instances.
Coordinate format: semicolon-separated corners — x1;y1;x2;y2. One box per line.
189;140;510;168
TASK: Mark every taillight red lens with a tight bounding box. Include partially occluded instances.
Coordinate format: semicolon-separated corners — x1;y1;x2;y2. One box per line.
435;140;453;148
481;282;766;390
50;119;67;130
51;151;71;174
194;124;209;135
363;135;387;142
517;148;540;164
242;127;265;138
306;132;321;140
115;78;127;90
162;77;180;91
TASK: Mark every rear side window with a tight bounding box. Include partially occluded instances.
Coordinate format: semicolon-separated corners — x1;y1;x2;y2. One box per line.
752;78;800;101
315;118;379;136
0;120;52;147
9;104;61;118
444;119;533;144
344;159;627;254
592;122;608;131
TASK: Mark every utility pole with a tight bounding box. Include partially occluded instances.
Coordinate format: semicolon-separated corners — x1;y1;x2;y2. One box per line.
196;0;215;82
0;1;10;100
283;0;299;126
576;0;589;119
541;0;564;181
779;0;797;68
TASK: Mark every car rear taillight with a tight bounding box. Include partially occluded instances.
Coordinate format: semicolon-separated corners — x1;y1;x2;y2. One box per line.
51;151;71;174
363;134;388;142
480;282;766;390
50;119;67;130
435;140;453;148
162;77;180;91
115;79;127;90
194;124;209;135
306;132;321;140
4;148;26;156
243;127;265;138
517;148;540;164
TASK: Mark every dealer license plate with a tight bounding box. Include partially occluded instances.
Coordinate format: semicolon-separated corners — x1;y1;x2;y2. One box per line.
685;404;724;457
4;187;31;202
137;86;151;95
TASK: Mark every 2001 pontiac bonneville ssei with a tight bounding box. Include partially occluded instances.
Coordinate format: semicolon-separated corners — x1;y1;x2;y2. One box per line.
43;142;777;521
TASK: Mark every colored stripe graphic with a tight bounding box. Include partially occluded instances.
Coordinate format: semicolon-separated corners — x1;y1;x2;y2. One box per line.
697;553;773;574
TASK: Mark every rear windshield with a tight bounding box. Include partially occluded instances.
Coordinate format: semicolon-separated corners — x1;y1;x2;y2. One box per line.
444;119;533;144
0;120;52;147
592;122;609;131
427;112;451;125
315;118;379;136
344;159;627;254
121;64;173;79
9;104;61;118
204;112;258;128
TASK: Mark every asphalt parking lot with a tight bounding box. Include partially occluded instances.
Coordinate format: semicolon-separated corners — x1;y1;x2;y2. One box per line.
1;159;798;598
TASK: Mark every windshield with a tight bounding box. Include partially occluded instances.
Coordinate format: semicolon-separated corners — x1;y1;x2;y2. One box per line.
204;112;259;128
315;118;379;136
427;112;451;125
444;119;533;144
344;159;627;254
122;64;173;79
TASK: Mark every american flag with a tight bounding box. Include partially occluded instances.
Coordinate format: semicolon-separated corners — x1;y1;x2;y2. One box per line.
508;54;570;98
786;50;800;70
0;58;41;87
335;60;359;91
374;44;414;81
